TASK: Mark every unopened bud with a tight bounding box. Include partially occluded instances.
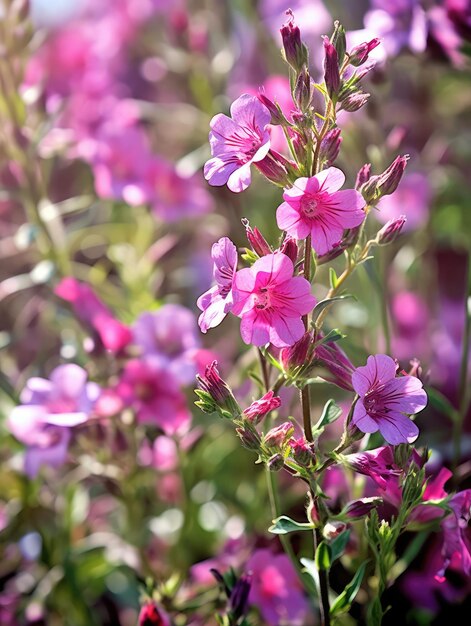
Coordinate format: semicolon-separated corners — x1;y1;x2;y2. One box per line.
267;453;285;472
355;163;371;190
376;215;406;245
323;36;340;99
229;574;252;620
196;361;241;417
339;91;370;112
254;152;293;187
243;390;281;425
316;227;360;264
362;155;409;203
349;38;381;66
331;21;346;64
342;497;382;520
280;10;308;73
264;421;294;450
138;602;168;626
236;421;262;451
290;437;315;466
323;520;346;540
257;93;289;126
294;67;311;111
280;332;312;372
319;128;342;166
279;236;298;265
242;218;272;257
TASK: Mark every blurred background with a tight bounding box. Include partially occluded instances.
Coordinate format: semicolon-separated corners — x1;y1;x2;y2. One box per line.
0;0;470;624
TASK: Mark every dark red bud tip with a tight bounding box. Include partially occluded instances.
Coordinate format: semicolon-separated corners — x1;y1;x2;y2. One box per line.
138;603;166;626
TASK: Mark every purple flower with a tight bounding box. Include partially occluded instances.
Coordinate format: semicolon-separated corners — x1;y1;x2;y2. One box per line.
247;549;308;626
231;253;315;347
133;304;201;385
204;94;271;193
197;237;238;333
351;354;427;445
344;446;402;490
8;364;99;477
436;490;471;582
276;167;366;256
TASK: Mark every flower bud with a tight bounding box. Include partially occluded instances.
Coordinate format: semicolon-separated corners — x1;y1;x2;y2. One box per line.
313;340;355;392
342;497;383;520
254;152;292;188
243;390;281;425
257;93;289;126
355;163;371;190
229;574;252;620
361;155;409;203
280;331;312;373
339;91;370;112
280;10;308;73
290;437;315;467
279;236;298;265
242;218;272;257
323;36;340;99
349;38;381;66
323;520;346;540
264;421;294;450
138;602;168;626
376;215;407;245
307;492;320;525
294;67;311;112
319;128;342;166
236;421;262;451
331;21;346;64
267;453;285;472
196;361;241;418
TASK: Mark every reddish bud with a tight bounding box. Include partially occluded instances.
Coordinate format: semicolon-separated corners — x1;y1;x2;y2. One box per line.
323;36;340;99
339;91;370;112
279;236;298;265
355;163;371;190
138;602;168;626
314;340;355;392
280;331;312;372
229;574;252;620
323;520;346;540
343;497;383;520
242;218;272;257
280;10;308;72
319;128;342;166
290;437;315;466
236;421;262;451
349;38;381;66
196;361;241;416
254;152;292;188
243;390;281;425
361;155;409;203
331;21;347;64
257;93;289;126
264;421;294;449
376;215;407;245
294;67;311;111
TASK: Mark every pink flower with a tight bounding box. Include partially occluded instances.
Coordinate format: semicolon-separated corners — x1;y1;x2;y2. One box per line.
345;446;402;490
55;277;132;354
8;364;100;477
231;253;315;347
276;167;366;256
436;490;471;582
243;391;281;424
204;94;271;193
116;358;191;435
247;549;308;626
351;354;427;445
377;172;431;231
197;237;238;333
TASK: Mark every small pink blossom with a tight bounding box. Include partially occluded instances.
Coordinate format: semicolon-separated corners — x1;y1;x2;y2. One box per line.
243;391;281;424
351;354;427;445
276;167;366;256
436;489;471;582
197;237;238;333
231;253;315;347
204;94;271;193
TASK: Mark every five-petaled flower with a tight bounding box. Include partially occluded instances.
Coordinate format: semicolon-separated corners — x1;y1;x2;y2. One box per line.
351;354;427;445
276;167;366;256
231;253;315;347
197;237;238;333
204;94;271;193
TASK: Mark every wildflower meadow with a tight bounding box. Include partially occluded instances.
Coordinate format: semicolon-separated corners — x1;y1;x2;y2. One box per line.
0;1;470;625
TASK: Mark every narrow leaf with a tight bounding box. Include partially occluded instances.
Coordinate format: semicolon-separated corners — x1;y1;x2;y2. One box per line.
268;515;315;535
330;560;369;617
312;295;355;321
315;541;332;571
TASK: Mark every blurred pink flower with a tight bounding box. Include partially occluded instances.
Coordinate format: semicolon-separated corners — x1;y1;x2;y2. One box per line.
231;253;315;347
436;489;471;582
377;172;431;230
197;237;238;333
116;358;191;435
247;549;308;626
204;94;271;193
152;436;179;472
276;168;366;256
8;364;99;477
352;354;427;444
56;277;133;354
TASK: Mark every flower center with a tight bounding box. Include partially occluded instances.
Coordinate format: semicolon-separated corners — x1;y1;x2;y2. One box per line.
254;287;271;310
363;384;388;416
300;194;319;217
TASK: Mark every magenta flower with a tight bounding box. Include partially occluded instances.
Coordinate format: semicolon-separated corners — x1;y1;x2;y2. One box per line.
436;490;471;582
8;365;100;477
116;358;191;435
247;549;308;626
351;354;427;445
204;94;271;193
276;167;366;256
197;237;238;333
55;277;132;354
344;446;402;490
231;253;315;347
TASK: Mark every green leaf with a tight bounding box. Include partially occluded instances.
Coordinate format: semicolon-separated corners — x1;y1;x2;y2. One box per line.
300;557;319;588
329;267;339;289
426;387;460;423
330;560;369;617
312;295;355;321
312;399;342;434
268;515;315;535
312;328;346;345
330;529;350;562
315;541;332;571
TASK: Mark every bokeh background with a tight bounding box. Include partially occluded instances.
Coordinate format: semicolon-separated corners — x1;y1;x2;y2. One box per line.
0;0;470;624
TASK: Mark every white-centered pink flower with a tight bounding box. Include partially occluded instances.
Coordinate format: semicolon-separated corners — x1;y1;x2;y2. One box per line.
276;167;366;255
231;253;315;348
204;94;271;193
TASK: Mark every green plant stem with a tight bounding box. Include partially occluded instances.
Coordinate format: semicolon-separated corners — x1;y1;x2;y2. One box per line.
314;529;331;626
